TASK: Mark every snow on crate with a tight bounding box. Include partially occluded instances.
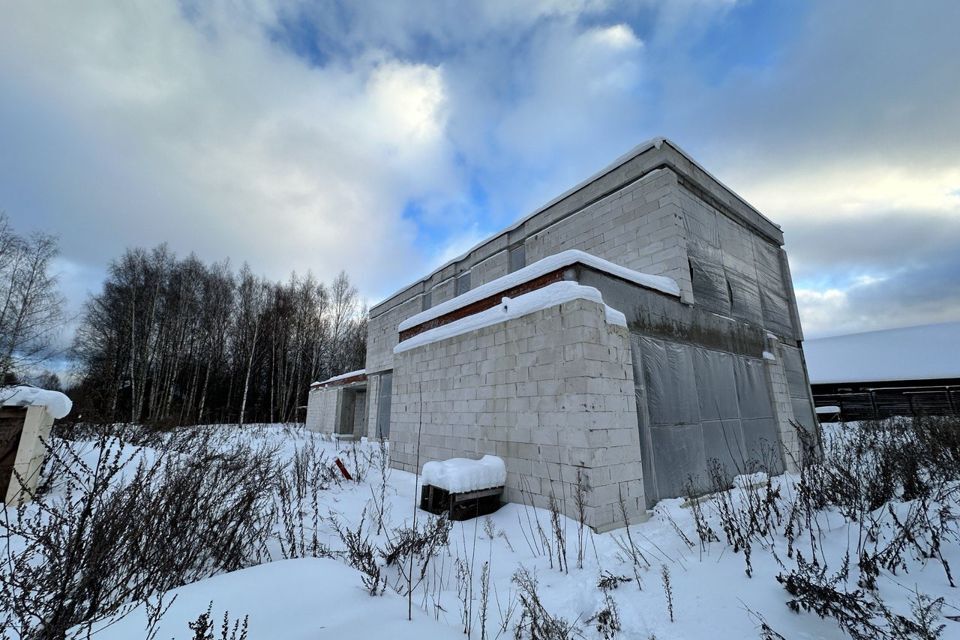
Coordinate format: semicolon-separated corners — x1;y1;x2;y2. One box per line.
0;385;72;419
421;455;506;493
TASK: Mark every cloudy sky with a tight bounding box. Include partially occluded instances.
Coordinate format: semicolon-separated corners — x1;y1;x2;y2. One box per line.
2;0;959;341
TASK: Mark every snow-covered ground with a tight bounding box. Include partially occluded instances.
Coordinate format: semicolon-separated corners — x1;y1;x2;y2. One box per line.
4;423;959;639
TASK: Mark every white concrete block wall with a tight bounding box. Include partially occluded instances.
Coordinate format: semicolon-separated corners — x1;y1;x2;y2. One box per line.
305;386;339;435
390;298;646;531
367;295;423;373
366;374;381;439
430;278;457;306
470;249;510;287
305;388;320;431
526;169;693;303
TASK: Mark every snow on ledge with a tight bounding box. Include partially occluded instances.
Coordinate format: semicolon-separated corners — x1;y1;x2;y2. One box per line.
313;369;366;387
398;249;679;333
395;282;626;354
1;386;72;419
422;455;506;493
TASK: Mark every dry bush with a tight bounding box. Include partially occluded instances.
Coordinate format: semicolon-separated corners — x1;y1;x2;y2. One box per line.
0;423;331;639
187;603;249;640
512;567;581;640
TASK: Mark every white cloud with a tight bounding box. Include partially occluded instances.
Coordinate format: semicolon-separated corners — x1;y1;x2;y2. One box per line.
795;288;853;337
0;2;458;301
734;164;960;222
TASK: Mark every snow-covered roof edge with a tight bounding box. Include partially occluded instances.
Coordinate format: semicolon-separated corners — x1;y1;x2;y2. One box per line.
804;321;960;384
1;386;72;419
312;369;367;387
395;281;626;355
398;249;678;333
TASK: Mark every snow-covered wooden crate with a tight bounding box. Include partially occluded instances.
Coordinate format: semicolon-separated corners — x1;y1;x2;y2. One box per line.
419;455;506;520
0;386;72;505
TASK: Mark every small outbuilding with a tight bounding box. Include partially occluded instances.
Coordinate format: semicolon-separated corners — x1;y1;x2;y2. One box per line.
305;370;370;438
805;321;960;421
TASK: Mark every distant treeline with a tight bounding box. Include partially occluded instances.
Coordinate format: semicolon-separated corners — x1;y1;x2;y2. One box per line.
70;245;367;425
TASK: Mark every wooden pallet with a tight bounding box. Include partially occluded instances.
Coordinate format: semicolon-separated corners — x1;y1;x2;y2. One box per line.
419;484;503;521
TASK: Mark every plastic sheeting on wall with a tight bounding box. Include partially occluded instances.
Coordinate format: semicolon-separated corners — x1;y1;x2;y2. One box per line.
688;253;731;316
694;348;738;421
635;335;784;504
753;240;796;339
641;338;700;427
725;270;764;325
734;357;774;419
629;336;660;509
780;344;817;433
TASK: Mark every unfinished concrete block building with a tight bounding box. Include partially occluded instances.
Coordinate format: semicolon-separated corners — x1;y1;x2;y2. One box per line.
307;138;817;530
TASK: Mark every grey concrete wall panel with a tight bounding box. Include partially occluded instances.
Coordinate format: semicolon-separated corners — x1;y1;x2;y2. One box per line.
509;245;526;273
366;295;423;373
389;297;646;530
455;272;471;296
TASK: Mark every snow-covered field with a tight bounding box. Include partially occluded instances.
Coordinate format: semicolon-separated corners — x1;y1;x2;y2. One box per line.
3;422;959;639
